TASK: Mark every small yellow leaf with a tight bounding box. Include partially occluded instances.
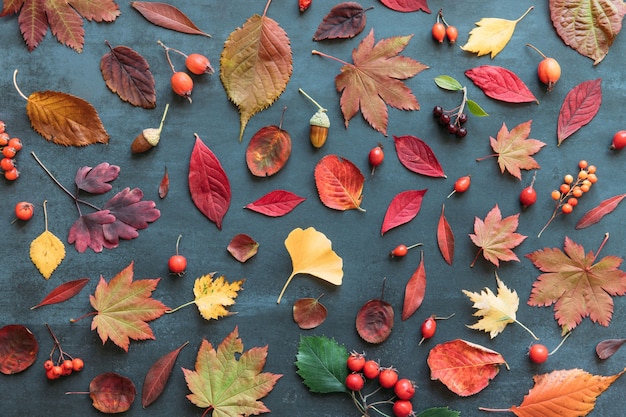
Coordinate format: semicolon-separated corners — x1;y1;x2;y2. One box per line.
30;230;66;280
193;273;245;320
460;7;533;59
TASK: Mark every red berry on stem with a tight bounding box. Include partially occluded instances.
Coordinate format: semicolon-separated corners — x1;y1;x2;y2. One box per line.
185;53;214;75
15;201;34;221
611;130;626;150
445;25;458;44
362;360;380;379
529;343;549;364
4;167;19;180
432;22;445;43
368;145;384;175
390;242;422;258
394;378;416;400
520;171;537;207
527;44;561;92
378;367;398;389
168;234;187;275
171;72;193;102
345;373;365;391
346;352;365;372
72;357;84;372
447;175;471;198
393;400;413;417
1;157;15;171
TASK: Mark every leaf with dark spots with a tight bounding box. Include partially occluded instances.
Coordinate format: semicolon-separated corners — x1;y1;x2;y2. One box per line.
0;325;38;374
313;2;370;41
293;296;328;330
75;162;120;194
142;342;189;408
245;123;291;177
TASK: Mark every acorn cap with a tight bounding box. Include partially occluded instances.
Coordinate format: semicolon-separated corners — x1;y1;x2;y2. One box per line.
130;128;160;154
309;109;330;128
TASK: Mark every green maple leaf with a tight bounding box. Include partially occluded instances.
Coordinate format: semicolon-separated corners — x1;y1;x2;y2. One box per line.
183;326;282;417
295;335;349;394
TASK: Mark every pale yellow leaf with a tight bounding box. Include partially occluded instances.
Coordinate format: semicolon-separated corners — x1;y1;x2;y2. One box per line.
193;273;245;320
30;230;65;280
277;227;343;304
460;7;533;58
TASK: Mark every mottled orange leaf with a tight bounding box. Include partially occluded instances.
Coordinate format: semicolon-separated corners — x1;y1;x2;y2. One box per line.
245;115;291;177
314;155;365;212
469;205;527;267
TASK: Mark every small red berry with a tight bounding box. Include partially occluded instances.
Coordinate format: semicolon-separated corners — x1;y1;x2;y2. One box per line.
445;25;458;44
529;343;549;364
346;352;366;372
391;244;408;257
1;157;15;171
419;316;437;345
362;360;380;379
2;146;17;158
378;368;398;389
169;234;187;275
171;72;193;102
8;137;22;151
43;359;54;371
520;186;537;207
393;400;413;417
15;201;34;221
447;175;471;198
185;53;214;75
611;130;626;150
4;167;19;181
432;22;446;43
368;145;384;175
71;358;84;372
345;373;365;391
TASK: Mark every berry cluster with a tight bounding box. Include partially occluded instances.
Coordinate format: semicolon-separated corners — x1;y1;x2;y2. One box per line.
44;324;84;380
345;352;416;417
433;105;468;138
0;121;23;181
158;40;214;103
432;9;458;44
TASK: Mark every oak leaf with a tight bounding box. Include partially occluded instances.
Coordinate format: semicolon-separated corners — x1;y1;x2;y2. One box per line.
526;234;626;332
314;155;365;212
183;326;282;416
469;205;527;267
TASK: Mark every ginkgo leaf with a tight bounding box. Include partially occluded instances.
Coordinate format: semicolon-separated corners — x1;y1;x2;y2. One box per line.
277;227;343;304
461;7;533;58
29;201;65;280
220;1;292;141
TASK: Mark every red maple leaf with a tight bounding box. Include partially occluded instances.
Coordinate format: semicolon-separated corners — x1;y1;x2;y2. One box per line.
526;234;626;332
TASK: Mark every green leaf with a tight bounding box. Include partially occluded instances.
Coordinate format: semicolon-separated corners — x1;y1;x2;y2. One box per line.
416;407;462;417
295;335;349;394
434;75;463;91
466;99;489;117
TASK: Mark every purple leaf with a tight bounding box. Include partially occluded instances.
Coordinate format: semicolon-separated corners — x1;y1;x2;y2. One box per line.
102;187;161;245
75;162;121;194
68;210;117;253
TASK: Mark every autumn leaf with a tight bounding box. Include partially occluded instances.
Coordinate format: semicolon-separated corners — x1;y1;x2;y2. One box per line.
477;120;546;180
427;339;508;396
469;204;527;267
183;326;282;416
142;341;188;408
381;189;427;235
394;135;446;178
220;0;292;141
550;0;626;65
0;325;38;374
465;66;538;104
293;296;328;330
245;114;291;177
30;201;65;280
86;262;168;352
131;1;210;36
89;372;136;413
402;251;426;321
313;2;371;41
295;335;349;394
278;227;343;304
526;234;626;332
314;155;365;212
31;278;90;310
557;79;602;146
1;0;120;52
461;7;533;58
596;338;626;359
75;162;120;194
227;234;259;263
101;187;161;246
437;204;454;265
379;0;430;13
313;29;428;136
576;193;626;229
158;166;169;199
244;190;305;217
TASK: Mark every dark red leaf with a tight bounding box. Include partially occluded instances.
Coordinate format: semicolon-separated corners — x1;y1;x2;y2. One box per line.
227;234;259;263
68;210;117;253
393;135;446;178
244;190;306;217
293;296;328;330
31;278;90;310
356;298;394;344
100;41;156;109
131;2;210;37
313;2;370;41
245;125;291;177
142;341;189;408
75;162;120;194
158;167;169;199
402;251;426;321
557;78;602;146
465;66;538;104
576;194;626;229
102;187;161;244
90;372;136;413
379;0;430;13
437;204;454;265
381;189;427;235
189;134;231;229
596;338;626;360
0;325;38;374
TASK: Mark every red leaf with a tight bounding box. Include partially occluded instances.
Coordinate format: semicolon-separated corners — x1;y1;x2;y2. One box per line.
576;193;626;229
102;187;161;244
293;296;328;330
131;2;210;37
379;0;431;13
244;190;305;217
437;204;455;265
314;155;365;211
75;162;120;194
381;189;427;235
465;66;538;104
394;135;446;178
68;210;117;253
402;251;426;321
227;234;259;263
596;338;626;360
557;78;602;146
142;341;189;408
90;372;136;413
158;167;169;199
31;278;90;309
313;2;370;41
356;298;394;344
245;125;291;177
189;134;231;229
0;325;38;374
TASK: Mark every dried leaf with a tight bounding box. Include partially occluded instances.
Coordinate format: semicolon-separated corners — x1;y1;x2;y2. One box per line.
158;166;169;199
394;135;446;178
278;227;343;304
30;230;65;280
465;66;538;104
31;278;89;310
244;190;305;217
314;155;365;212
295;335;349;394
0;325;38;374
89;372;136;413
402;251;426;321
356;298;394;344
131;1;210;36
379;0;430;13
596;338;626;359
75;162;120;194
313;2;369;41
227;234;259;263
437;204;455;265
293;296;328;329
427;339;507;396
576;193;626;229
142;341;188;408
189;134;231;229
245;124;291;177
381;189;427;235
182;327;282;416
182;273;246;321
220;6;292;141
557;79;602;146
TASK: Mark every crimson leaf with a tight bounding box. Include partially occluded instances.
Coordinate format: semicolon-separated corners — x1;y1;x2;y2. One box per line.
465;65;538;104
379;0;430;13
381;189;427;235
557;78;602;146
394;135;446;178
244;190;305;217
31;278;90;309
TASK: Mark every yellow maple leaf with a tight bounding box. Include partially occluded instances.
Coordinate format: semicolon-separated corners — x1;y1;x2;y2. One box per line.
463;273;537;339
460;7;533;58
29;201;65;279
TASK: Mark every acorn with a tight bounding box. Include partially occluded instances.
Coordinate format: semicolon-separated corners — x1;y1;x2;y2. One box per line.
299;88;329;148
131;103;169;154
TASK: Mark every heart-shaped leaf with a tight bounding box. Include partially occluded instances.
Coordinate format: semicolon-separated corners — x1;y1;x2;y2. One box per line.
293;296;328;330
0;325;38;374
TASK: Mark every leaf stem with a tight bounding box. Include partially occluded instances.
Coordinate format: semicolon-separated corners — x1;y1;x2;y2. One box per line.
69;311;97;323
42;200;49;231
13;69;28;101
514;319;539;340
165;300;196;314
277;272;296;304
592;232;610;263
478;407;510;412
157;40;180;73
516;6;534;23
156;103;170;134
549;331;572;355
475;154;498;162
262;0;272;16
470;248;483;267
311;50;350;66
526;43;547;60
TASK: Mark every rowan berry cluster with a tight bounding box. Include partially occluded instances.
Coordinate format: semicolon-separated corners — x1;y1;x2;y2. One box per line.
158;40;214;103
345;352;416;417
44;324;84;380
0;121;23;181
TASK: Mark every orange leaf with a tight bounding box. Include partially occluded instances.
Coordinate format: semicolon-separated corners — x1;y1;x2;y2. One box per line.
401;251;426;321
314;155;365;211
437;204;454;265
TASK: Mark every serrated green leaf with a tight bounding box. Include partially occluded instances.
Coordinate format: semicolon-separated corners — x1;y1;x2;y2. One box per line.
295;335;349;394
434;75;463;91
416;407;462;417
467;99;489;117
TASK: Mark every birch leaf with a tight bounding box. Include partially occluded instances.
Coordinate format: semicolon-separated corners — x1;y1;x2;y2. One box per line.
30;202;65;280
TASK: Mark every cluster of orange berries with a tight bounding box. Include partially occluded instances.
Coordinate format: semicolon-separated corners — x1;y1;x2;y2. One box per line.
44;357;84;380
550;160;597;214
432;9;458;44
0;121;23;181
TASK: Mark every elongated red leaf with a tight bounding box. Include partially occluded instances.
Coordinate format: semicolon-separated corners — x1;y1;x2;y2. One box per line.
437;204;454;265
465;66;538;104
189;134;231;229
381;189;427;235
402;251;426;321
557;78;602;145
244;190;305;217
131;2;210;36
31;278;90;310
313;2;369;41
379;0;430;13
596;338;626;359
576;193;626;229
158;167;169;199
142;341;188;408
394;135;446;178
314;155;365;211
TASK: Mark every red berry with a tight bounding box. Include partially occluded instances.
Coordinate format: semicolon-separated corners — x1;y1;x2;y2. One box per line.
519;186;537;207
419;316;437;344
390;244;408;257
378;368;398;389
72;357;84;372
393;400;413;417
394;378;416;400
529;343;549;364
46;367;60;380
171;72;193;101
432;22;446;43
447;175;470;198
43;359;54;371
4;167;19;180
362;360;380;379
537;57;561;92
8;137;22;151
15;201;34;221
61;359;73;375
168;255;187;275
2;146;17;158
0;121;5;134
345;373;365;391
611;130;626;150
347;352;366;372
368;146;384;174
186;53;214;75
445;25;458;44
1;157;15;171
0;132;8;146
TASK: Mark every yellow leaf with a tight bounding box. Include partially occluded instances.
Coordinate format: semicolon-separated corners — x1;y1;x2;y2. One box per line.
30;230;65;280
193;273;245;320
460;7;533;58
277;227;343;304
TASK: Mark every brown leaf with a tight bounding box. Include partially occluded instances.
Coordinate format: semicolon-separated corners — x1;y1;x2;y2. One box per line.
142;341;189;408
245;122;291;177
313;2;370;41
596;338;626;360
437;204;454;265
131;2;210;36
227;234;259;263
293;296;328;329
90;372;136;413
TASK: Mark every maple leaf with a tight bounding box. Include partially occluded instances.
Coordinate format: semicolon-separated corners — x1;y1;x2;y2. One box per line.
469;205;527;267
313;29;428;136
477;120;545;180
526;234;626;332
1;0;121;52
183;326;282;417
87;262;168;352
